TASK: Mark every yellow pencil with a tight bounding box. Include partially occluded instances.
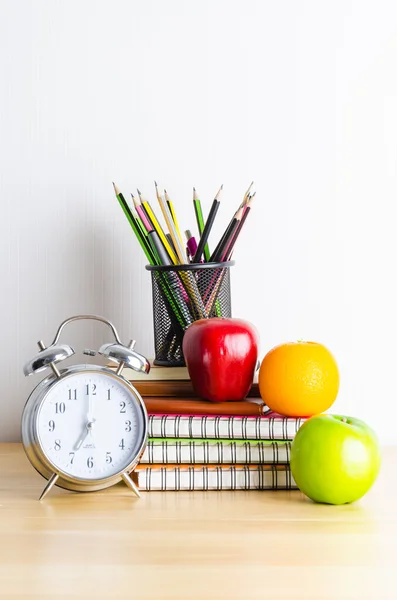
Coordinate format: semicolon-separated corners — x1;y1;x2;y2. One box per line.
140;193;178;264
156;189;207;318
156;191;187;264
164;189;184;248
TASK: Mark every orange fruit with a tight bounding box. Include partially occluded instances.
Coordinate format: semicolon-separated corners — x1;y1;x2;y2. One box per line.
258;341;339;417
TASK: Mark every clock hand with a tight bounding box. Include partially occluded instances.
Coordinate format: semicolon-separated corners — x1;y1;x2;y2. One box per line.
74;419;96;451
87;385;94;421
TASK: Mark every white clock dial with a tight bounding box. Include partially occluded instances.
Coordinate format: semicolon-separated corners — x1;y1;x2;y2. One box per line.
36;370;145;480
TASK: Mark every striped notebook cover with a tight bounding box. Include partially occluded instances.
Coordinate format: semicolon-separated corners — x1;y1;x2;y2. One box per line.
141;439;292;464
148;414;305;440
133;464;297;491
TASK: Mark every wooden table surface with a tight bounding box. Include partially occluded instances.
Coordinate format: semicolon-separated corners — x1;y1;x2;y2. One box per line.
0;443;396;599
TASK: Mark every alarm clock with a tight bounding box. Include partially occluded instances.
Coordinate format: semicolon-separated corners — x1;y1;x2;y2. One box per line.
22;315;150;500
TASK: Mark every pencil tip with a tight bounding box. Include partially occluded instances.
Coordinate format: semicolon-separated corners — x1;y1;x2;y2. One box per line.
215;184;223;200
137;188;141;196
193;187;196;191
154;181;158;187
113;182;121;195
164;189;167;194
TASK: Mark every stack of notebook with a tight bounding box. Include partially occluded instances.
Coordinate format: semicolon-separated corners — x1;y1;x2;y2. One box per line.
112;362;305;491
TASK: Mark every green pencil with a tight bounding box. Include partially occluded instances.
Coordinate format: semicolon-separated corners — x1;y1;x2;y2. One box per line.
112;183;188;332
113;182;156;264
193;187;211;262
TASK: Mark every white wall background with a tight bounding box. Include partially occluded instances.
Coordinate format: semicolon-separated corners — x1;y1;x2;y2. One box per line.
1;0;396;443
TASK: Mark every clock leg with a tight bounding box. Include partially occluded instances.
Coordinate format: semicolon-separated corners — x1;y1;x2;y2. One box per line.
39;473;59;500
121;472;141;498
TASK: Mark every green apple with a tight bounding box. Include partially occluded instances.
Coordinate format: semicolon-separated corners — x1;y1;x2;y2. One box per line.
290;414;381;505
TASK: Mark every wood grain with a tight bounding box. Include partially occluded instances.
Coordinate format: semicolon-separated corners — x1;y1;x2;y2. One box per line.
0;444;395;599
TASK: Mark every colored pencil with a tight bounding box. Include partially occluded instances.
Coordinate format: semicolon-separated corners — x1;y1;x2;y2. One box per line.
202;207;245;312
131;207;150;242
209;205;240;263
141;196;178;265
147;230;192;322
220;206;244;261
112;183;155;265
209;183;252;262
131;194;153;232
113;184;190;334
113;180;255;330
165;233;177;255
193;185;222;263
164;188;184;248
156;187;187;264
156;191;208;318
240;181;254;207
193;188;210;262
226;196;254;260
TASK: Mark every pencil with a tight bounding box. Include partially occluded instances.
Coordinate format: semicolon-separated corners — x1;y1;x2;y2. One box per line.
193;188;210;262
147;230;192;321
220;206;244;261
156;192;208;318
226;195;254;260
131;194;153;232
240;181;254;207
112;183;156;265
140;196;178;264
192;184;222;263
131;206;149;243
164;188;184;248
209;183;253;262
156;190;187;264
165;233;177;255
113;184;190;335
202;207;244;311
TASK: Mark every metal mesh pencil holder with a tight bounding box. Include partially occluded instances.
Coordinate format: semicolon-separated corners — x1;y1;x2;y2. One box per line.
146;261;234;366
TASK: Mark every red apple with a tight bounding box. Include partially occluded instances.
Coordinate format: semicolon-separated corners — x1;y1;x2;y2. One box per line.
182;318;259;402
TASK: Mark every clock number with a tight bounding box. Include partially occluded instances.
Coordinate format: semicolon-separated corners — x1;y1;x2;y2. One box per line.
55;402;66;414
68;389;77;400
106;452;112;464
119;438;125;450
125;420;131;432
87;457;94;468
69;452;75;465
48;420;55;432
107;389;111;400
54;439;61;451
85;384;96;395
119;401;126;413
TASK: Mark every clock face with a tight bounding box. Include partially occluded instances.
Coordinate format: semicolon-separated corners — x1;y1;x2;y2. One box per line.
36;370;146;480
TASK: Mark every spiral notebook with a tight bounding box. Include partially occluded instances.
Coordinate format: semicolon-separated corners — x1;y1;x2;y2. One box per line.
133;464;298;491
147;414;305;440
141;439;292;464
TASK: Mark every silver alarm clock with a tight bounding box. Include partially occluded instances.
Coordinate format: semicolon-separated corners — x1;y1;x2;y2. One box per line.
22;315;150;500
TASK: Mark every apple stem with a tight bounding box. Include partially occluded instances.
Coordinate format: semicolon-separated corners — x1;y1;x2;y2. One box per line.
341;417;347;423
